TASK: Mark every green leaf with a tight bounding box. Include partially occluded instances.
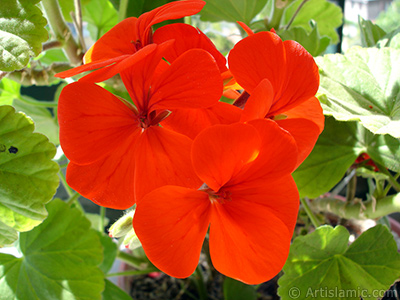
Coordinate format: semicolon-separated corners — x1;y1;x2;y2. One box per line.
0;199;105;300
98;232;118;274
83;0;118;41
278;225;400;300
102;279;132;300
278;21;331;56
0;105;59;245
199;0;268;24
0;0;48;71
0;78;20;105
358;16;387;47
223;277;257;300
13;99;59;145
377;28;400;49
282;0;343;44
293;117;400;198
317;47;400;138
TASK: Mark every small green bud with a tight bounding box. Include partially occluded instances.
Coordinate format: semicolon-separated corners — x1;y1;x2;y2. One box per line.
108;210;135;238
123;228;142;250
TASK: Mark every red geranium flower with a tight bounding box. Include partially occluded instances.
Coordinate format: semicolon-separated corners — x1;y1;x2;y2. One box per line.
133;120;300;284
55;0;205;82
58;46;222;209
228;31;324;167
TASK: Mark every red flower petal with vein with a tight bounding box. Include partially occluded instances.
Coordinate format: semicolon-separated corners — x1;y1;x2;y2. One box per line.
153;23;227;72
229;32;323;167
55;0;205;81
59;44;222;207
160;102;242;139
229;32;319;116
134;186;211;278
134;126;202;201
134;122;299;284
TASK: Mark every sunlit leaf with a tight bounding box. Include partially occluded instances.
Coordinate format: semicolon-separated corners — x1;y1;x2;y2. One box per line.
0;0;48;71
317;47;400;138
199;0;268;24
0;105;59;245
0;199;105;300
0;78;20;105
358;16;386;47
83;0;118;41
278;225;400;300
282;0;343;44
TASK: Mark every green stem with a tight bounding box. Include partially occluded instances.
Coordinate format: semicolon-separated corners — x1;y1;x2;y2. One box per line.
106;268;158;277
300;197;320;228
99;206;106;233
268;0;286;30
58;169;74;197
383;173;400;196
346;170;357;202
309;193;400;220
375;163;400;193
16;95;58;108
118;0;129;22
285;0;309;30
41;0;83;65
193;265;208;300
117;251;147;269
66;192;80;206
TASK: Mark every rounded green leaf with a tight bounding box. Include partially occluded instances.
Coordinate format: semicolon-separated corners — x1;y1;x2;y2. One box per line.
317;47;400;138
0;0;48;71
0;199;105;300
282;0;343;44
199;0;267;24
278;225;400;300
293;117;400;198
0;105;59;244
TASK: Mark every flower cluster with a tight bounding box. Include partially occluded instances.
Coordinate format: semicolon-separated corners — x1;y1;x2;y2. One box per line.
56;0;323;285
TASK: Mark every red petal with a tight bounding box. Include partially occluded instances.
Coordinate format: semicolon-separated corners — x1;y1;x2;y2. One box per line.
137;0;206;44
276;118;320;168
84;17;139;63
284;96;324;133
240;79;274;122
161;102;242;139
192;123;261;191
228;31;285;92
232;119;298;186
270;40;319;115
119;41;173;111
134;126;202;201
58;82;139;165
237;21;254;36
81;43;162;83
228;32;319;116
149;49;222;110
153;23;227;72
55;55;128;78
66;132;140;209
133;186;210;278
209;190;295;284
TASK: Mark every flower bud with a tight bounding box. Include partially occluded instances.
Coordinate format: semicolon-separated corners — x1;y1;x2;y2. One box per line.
108;210;134;238
123;228;142;250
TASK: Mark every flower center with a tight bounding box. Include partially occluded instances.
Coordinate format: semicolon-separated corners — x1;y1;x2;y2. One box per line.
138;110;171;129
203;188;232;205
